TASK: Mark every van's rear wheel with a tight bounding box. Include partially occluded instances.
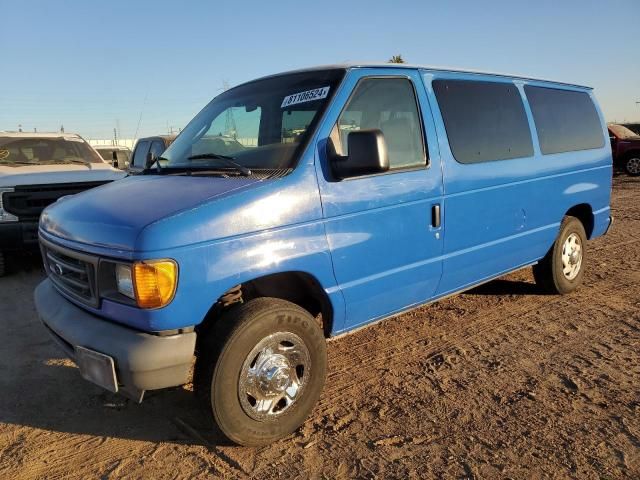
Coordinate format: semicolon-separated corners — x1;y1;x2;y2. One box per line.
624;156;640;176
533;216;586;294
194;297;327;446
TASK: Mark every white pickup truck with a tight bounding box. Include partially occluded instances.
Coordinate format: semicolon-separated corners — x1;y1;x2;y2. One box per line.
0;132;125;275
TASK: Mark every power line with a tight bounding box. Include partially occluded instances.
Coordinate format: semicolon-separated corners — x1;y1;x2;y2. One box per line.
133;91;148;140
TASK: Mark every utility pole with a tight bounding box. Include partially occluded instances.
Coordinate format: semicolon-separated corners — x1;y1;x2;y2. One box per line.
220;81;237;139
113;127;118;146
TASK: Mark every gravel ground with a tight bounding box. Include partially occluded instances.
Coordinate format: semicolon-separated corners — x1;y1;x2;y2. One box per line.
0;175;638;479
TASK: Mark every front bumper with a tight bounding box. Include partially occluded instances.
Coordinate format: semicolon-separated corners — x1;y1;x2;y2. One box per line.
0;221;38;250
34;278;196;401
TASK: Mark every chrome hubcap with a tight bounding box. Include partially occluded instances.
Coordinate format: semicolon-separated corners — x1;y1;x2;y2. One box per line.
627;157;640;174
238;332;310;421
561;232;582;280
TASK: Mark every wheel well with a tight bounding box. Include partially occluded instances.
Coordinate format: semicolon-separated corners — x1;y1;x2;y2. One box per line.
623;149;640;160
565;204;594;238
198;272;334;340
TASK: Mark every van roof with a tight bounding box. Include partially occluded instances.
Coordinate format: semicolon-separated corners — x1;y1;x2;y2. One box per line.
249;63;592;90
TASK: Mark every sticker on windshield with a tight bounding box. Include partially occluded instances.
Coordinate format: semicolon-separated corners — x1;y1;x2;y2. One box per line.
281;87;330;108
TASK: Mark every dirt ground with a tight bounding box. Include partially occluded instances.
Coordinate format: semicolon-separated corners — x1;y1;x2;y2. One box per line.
0;175;638;479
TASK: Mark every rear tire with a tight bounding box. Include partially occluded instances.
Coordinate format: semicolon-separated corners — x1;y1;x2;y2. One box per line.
194;297;327;446
624;156;640;176
533;216;587;294
0;251;5;277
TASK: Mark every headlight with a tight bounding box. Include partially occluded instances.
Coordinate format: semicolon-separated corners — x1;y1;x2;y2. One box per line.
0;188;18;222
116;260;178;309
116;264;135;298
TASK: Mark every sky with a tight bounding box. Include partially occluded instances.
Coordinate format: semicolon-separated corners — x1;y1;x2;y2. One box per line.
1;0;639;140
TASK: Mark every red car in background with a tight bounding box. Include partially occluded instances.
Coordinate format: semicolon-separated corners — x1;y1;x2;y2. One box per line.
608;124;640;176
621;123;640;136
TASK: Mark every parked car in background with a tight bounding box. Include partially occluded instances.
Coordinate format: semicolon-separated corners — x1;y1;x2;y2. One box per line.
34;64;611;446
94;145;131;169
129;135;176;173
0;132;125;276
621;123;640;136
608;124;640;176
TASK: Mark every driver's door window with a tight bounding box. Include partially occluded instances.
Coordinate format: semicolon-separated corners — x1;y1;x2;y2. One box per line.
330;78;427;169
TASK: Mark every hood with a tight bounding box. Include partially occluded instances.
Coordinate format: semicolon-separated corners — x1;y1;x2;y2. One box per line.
40;174;266;251
0;162;125;187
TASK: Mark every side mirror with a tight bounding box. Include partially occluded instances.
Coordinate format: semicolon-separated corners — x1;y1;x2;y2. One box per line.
332;129;389;179
145;150;157;169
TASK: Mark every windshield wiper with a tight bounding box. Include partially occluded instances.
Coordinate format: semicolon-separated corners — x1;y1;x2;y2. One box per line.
0;161;37;166
187;153;252;176
141;156;169;174
55;159;92;169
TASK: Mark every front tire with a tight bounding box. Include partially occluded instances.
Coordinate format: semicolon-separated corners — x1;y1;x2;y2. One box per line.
194;297;327;446
533;216;587;294
624;156;640;176
0;251;5;277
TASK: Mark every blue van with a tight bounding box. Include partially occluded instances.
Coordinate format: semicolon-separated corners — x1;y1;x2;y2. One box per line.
34;64;612;446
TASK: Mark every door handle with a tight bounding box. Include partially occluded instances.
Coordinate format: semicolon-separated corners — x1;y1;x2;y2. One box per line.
431;204;441;228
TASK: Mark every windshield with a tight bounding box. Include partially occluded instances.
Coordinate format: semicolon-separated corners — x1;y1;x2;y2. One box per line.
0;136;104;167
161;69;345;172
609;124;639;139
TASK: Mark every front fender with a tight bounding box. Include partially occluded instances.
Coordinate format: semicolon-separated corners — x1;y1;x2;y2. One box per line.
88;220;345;333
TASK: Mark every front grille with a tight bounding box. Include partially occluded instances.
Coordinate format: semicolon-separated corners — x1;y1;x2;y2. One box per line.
3;181;111;219
41;239;99;307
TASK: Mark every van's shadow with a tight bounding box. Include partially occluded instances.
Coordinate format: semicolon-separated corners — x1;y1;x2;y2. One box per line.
465;278;549;296
0;361;234;448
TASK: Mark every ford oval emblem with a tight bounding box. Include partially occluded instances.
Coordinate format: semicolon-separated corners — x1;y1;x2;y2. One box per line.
53;263;64;275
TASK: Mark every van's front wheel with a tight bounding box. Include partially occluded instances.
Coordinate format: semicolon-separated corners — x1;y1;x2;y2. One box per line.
195;297;327;446
533;216;587;294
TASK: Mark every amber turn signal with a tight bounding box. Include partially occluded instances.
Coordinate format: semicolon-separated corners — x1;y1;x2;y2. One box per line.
132;260;178;309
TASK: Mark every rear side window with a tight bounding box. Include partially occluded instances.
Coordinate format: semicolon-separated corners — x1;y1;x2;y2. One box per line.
433;79;533;164
524;86;604;155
